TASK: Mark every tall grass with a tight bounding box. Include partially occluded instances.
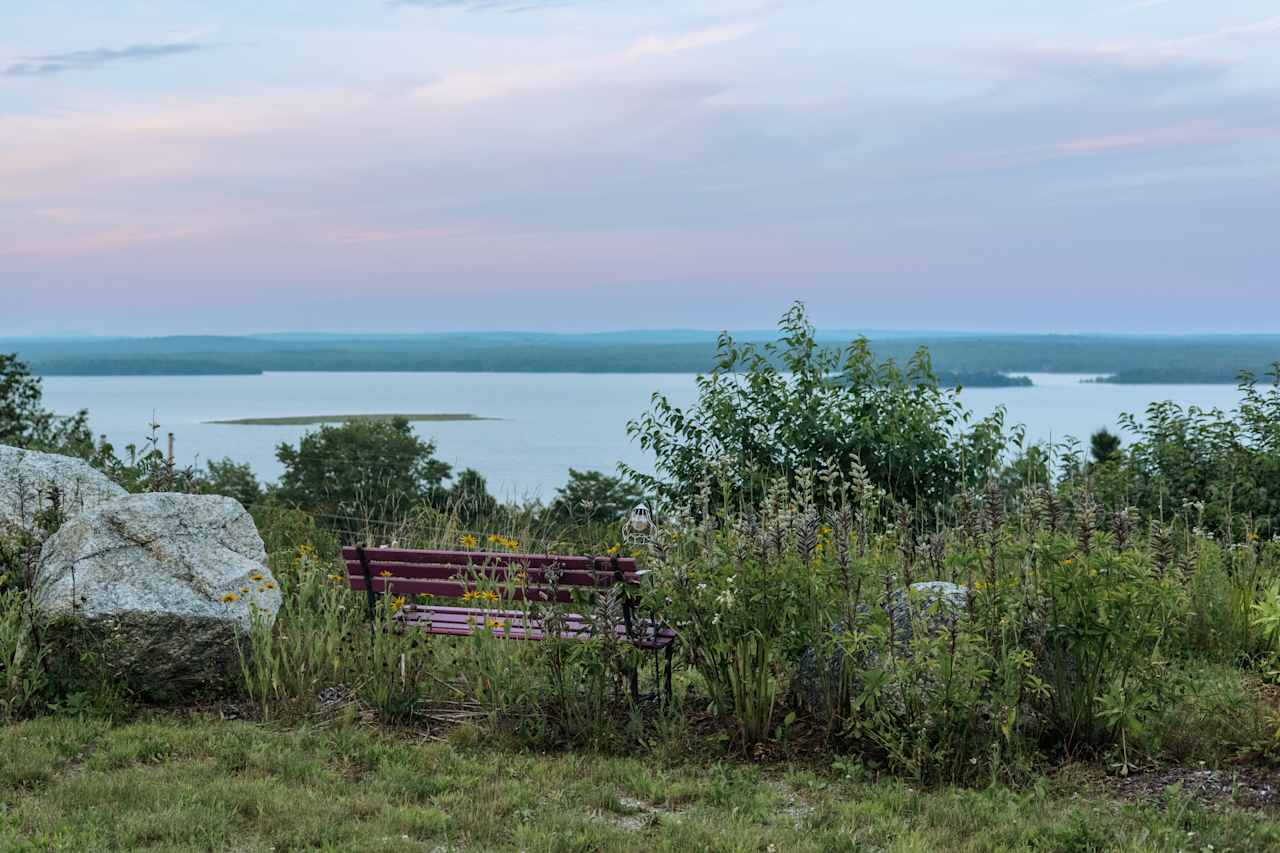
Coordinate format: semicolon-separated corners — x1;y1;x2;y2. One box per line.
226;463;1280;784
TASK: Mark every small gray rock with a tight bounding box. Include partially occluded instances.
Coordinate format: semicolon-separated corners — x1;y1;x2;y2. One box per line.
34;492;281;700
0;445;126;538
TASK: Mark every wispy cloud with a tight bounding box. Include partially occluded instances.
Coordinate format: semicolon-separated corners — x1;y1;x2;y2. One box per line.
1114;0;1173;13
3;41;217;77
393;0;591;12
1170;15;1280;46
628;23;758;58
1051;120;1278;156
993;44;1227;94
412;22;755;103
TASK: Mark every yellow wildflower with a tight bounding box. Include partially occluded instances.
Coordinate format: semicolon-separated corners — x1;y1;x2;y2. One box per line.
459;534;479;549
390;595;407;612
606;544;621;556
240;587;250;594
1062;559;1074;566
259;582;276;592
461;590;482;603
379;570;393;578
328;574;344;583
631;550;645;559
249;572;265;582
482;590;500;603
1247;531;1260;542
514;570;528;583
486;618;505;630
220;592;240;604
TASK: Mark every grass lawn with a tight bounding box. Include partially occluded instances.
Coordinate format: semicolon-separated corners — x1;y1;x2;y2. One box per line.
0;715;1277;852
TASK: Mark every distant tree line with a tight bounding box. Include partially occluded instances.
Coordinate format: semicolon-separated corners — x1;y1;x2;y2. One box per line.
7;331;1278;382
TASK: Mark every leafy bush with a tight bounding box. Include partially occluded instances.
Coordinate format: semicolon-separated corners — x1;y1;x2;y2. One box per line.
275;417;452;532
1118;366;1280;535
197;458;264;508
0;353;96;456
550;468;644;524
626;303;1010;514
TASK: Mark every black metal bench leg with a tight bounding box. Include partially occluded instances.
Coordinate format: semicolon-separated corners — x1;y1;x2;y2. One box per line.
629;659;640;703
357;544;377;640
663;644;674;703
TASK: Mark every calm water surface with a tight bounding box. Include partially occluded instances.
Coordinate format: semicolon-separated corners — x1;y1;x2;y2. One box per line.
38;372;1247;501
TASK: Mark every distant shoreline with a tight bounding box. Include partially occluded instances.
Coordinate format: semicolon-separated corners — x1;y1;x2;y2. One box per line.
33;366;1246;385
207;413;495;426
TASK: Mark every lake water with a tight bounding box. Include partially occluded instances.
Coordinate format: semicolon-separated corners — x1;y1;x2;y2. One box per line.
38;372;1248;502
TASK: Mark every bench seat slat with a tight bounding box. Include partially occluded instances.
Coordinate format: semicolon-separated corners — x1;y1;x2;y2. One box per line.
396;605;676;649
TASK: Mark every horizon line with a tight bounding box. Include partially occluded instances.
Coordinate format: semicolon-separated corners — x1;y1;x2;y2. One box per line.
5;329;1280;342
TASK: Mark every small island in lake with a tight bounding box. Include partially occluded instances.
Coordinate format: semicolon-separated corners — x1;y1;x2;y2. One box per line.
937;371;1033;388
208;413;494;426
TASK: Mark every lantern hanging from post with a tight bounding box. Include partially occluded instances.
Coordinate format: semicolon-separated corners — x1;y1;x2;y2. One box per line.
623;504;655;546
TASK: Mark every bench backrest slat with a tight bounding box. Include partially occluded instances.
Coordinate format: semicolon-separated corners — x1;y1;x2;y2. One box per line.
342;548;637;585
342;560;632;588
343;547;635;575
341;547;640;607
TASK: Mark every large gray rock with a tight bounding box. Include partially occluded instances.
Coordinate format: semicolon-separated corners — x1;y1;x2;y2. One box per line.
35;492;281;700
794;582;970;713
888;581;969;645
0;445;126;538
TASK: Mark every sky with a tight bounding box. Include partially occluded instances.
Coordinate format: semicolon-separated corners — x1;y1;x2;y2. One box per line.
2;0;1278;335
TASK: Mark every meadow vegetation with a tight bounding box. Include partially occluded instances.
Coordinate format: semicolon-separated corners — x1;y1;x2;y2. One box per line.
3;304;1280;849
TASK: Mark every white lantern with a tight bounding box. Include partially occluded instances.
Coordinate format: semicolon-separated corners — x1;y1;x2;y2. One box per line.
623;504;654;545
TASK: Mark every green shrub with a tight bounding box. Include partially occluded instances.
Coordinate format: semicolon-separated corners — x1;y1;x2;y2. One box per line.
625;302;1009;515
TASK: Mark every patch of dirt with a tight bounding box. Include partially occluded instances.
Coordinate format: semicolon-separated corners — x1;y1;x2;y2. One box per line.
592;796;680;832
1083;764;1280;812
766;779;817;830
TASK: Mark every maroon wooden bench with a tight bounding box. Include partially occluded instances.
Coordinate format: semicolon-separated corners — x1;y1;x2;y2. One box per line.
342;545;675;698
